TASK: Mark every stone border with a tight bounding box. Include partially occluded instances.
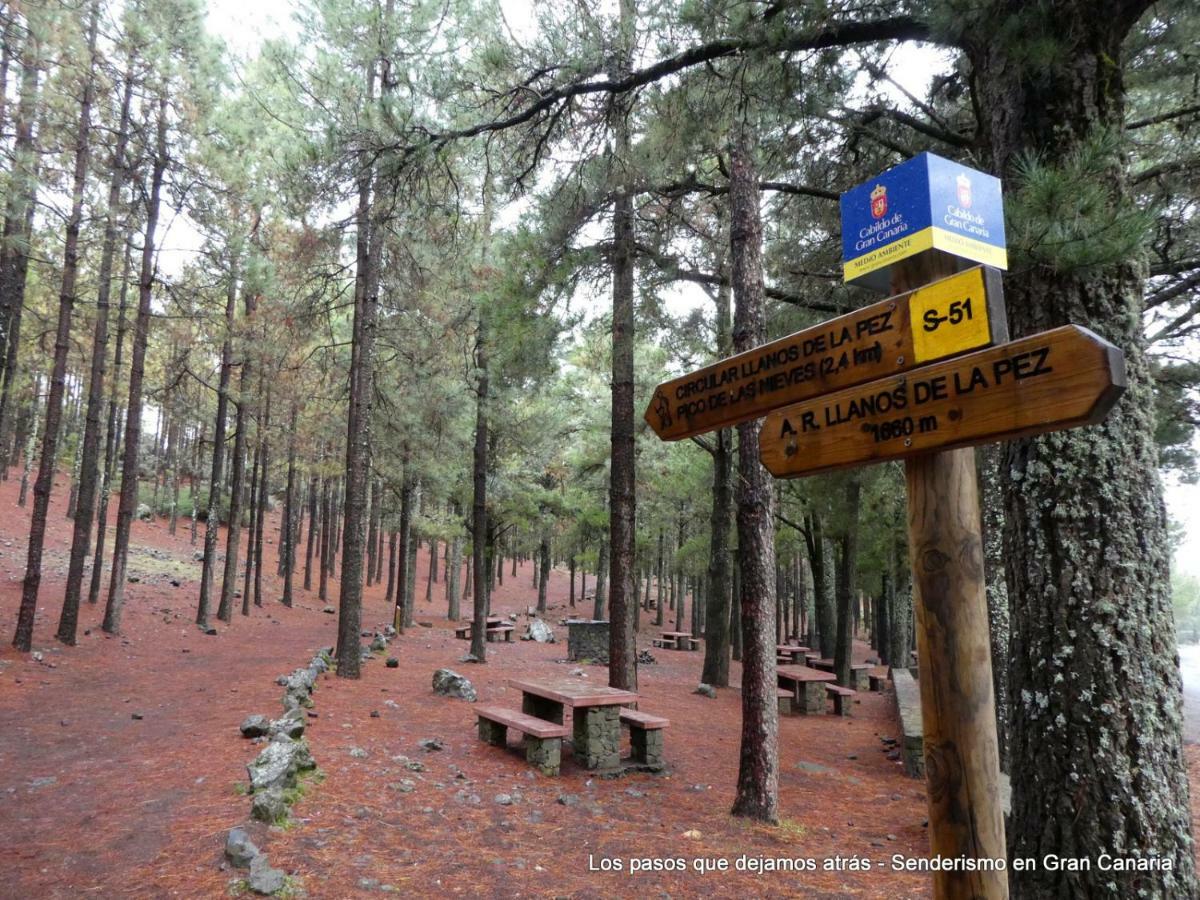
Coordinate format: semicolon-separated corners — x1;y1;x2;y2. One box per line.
224;626;397;895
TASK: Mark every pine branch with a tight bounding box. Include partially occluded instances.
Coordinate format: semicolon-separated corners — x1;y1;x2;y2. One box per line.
392;15;939;156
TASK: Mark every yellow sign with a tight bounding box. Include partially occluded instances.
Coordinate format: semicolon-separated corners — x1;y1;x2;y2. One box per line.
909;267;992;363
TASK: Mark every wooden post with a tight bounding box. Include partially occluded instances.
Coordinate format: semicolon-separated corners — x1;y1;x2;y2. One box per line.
895;253;1007;899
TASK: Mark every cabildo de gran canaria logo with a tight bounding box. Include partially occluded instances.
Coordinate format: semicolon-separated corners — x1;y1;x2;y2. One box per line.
840;152;1008;291
871;184;888;219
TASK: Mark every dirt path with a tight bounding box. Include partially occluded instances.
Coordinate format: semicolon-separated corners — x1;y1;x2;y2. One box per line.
5;469;1195;898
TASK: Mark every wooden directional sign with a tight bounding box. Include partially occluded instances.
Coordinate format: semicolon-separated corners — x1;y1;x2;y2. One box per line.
759;325;1126;478
644;265;1006;441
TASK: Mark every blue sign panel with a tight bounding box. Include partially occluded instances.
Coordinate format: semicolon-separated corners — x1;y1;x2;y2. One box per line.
841;152;1007;291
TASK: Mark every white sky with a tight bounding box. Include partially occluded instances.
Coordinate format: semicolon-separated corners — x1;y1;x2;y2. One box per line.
194;2;1200;577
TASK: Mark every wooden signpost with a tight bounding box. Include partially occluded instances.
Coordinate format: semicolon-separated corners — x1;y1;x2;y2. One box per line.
643;152;1128;900
759;325;1126;478
644;266;1005;441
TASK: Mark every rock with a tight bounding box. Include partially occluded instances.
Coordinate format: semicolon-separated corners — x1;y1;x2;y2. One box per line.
459;653;479;664
388;779;416;793
637;650;656;665
241;715;274;738
418;738;443;752
192;550;204;561
322;606;335;614
404;760;425;772
386;657;399;668
248;854;286;895
694;684;717;699
625;788;644;798
431;668;477;702
569;668;585;677
494;794;513;806
225;827;259;868
309;656;329;674
557;793;579;807
131;712;144;720
247;736;315;791
522;619;555;643
370;710;380;718
205;627;218;636
136;503;152;521
268;710;305;740
349;747;369;759
383;625;397;637
127;575;140;583
683;829;703;840
250;788;289;824
369;635;388;653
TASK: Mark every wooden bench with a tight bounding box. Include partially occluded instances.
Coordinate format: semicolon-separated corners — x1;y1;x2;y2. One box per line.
475;705;568;775
486;624;515;643
619;708;668;770
454;625;471;640
825;683;856;716
868;673;888;692
651;638;672;649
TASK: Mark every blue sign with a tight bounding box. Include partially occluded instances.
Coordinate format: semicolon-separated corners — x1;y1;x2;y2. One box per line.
841;152;1007;291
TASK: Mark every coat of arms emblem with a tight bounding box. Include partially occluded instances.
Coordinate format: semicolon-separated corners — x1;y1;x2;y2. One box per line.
957;173;972;208
870;184;887;219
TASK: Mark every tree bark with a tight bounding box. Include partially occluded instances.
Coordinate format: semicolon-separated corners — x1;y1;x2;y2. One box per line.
218;294;255;623
469;315;489;662
727;124;778;824
833;477;860;688
102;97;168;635
969;4;1197;890
22;2;97;648
281;401;297;607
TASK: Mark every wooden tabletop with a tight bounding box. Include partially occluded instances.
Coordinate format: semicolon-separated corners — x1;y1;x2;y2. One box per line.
509;678;638;707
776;644;810;653
777;665;837;683
810;658;870;672
661;631;693;638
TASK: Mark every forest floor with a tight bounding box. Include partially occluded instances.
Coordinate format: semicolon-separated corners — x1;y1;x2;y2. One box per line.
1;469;1198;899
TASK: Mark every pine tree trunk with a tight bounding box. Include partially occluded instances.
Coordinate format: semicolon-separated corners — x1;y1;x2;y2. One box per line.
281;402;297;607
537;532;550;613
366;476;379;587
218;296;254;623
252;390;269;609
17;37;96;647
834;477;860;688
102;98;167;635
385;530;398;604
304;472;318;591
728;124;778;824
447;531;461;620
89;242;133;607
196;254;238;628
470;316;489;662
593;539;608;620
606;0;638;692
970;5;1197;889
395;469;412;633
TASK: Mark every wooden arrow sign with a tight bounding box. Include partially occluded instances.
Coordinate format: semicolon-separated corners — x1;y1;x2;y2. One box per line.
644;266;1006;441
759;325;1126;478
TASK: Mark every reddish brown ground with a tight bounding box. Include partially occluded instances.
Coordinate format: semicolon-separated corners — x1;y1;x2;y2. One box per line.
0;468;1196;899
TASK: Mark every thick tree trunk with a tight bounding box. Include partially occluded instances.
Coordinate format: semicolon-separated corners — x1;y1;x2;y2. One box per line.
15;8;98;650
968;5;1197;890
102;98;168;635
251;389;270;609
606;0;638;692
805;513;835;658
447;531;461;620
593;539;608;620
727;125;778;824
537;532;550;613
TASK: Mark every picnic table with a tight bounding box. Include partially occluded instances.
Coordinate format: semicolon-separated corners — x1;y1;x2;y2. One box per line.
776;644;811;663
656;631;698;651
777;665;837;714
510;678;637;770
809;658;872;690
455;616;510;640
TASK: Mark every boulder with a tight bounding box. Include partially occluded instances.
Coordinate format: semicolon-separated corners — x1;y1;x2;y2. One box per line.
694;683;717;699
136;503;152;521
369;634;388;653
322;606;335;614
240;715;270;739
386;657;399;668
225;827;259;868
248;854;286;895
268;711;305;740
250;787;289;824
522;619;555;643
309;656;328;675
247;735;315;792
418;738;444;752
432;668;477;702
